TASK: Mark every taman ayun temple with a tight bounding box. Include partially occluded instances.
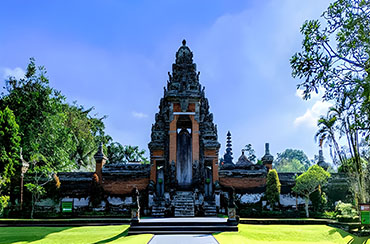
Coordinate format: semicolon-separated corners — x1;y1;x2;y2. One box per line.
52;41;350;218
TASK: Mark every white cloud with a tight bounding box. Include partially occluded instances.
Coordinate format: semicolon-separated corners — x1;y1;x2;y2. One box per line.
132;111;148;119
1;67;25;80
294;100;332;128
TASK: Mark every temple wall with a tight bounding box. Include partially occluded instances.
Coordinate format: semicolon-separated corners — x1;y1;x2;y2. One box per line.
220;177;266;191
103;178;149;195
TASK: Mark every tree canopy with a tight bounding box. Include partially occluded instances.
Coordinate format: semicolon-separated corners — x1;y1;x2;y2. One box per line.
291;0;370;204
273;149;311;172
293;165;330;217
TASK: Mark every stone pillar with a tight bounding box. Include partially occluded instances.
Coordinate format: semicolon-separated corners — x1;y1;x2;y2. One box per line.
191;116;200;162
169;115;178;165
212;158;219;182
94;142;107;184
261;143;273;171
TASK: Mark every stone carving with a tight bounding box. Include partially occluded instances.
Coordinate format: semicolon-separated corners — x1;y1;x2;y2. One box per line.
170;160;177;187
236;149;253;167
261;143;274;167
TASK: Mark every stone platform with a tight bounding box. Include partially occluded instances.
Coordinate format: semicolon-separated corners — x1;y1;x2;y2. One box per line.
128;217;238;235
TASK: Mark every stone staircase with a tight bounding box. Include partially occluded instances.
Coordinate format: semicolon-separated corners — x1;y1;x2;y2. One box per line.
173;191;195;217
151;201;166;217
204;201;217;217
128;218;238;235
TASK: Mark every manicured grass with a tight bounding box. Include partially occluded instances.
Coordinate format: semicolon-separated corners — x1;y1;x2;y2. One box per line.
214;224;369;244
0;225;152;244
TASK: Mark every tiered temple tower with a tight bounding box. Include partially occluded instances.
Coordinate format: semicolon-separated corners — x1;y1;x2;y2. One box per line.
148;40;220;215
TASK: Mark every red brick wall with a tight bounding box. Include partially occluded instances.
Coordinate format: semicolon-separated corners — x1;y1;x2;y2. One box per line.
219;177;266;190
103;178;149;195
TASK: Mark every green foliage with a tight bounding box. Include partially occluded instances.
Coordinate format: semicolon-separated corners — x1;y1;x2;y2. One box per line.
273;149;310;172
265;169;281;209
309;185;327;212
290;0;369;102
291;0;370;206
25;154;56;218
293;165;331;196
275;158;306;173
0;107;20;185
1;58;75;171
107;143;148;164
244;144;256;163
0;58;114;171
334;201;359;222
293;165;330;217
0;107;20;213
0;195;10;216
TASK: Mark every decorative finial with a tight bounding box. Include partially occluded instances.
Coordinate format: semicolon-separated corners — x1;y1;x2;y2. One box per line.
261;142;274;167
223;131;233;165
94;142;107;161
265;143;270;155
182;39;186;46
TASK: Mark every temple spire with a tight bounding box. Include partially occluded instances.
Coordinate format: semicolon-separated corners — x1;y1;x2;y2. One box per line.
317;149;329;170
223;131;233;165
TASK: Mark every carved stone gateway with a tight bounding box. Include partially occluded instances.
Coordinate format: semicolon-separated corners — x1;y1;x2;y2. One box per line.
148;40;220;216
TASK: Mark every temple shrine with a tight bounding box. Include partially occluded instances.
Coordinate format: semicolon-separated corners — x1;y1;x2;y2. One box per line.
56;40;348;219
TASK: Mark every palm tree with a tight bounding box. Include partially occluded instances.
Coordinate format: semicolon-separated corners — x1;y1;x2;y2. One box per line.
315;112;345;165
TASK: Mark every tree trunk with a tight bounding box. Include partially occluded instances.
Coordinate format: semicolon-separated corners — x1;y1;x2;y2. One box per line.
30;195;34;219
305;196;309;218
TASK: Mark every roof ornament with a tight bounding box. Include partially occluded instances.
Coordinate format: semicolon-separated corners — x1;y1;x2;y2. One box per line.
94;142;107;161
223;131;233;165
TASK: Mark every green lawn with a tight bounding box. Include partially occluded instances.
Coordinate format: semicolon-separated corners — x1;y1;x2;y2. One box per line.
0;225;152;244
214;224;369;244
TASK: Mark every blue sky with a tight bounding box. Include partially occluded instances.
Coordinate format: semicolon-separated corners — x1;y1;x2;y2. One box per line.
0;0;334;162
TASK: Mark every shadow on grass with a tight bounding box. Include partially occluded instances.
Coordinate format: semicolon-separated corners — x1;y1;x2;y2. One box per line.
93;228;129;244
0;227;71;244
328;227;369;244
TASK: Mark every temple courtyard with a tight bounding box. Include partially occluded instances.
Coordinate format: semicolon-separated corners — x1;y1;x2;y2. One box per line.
0;222;368;244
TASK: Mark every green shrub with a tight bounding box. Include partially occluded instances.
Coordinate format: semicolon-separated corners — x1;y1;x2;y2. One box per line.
0;195;10;216
266;169;281;210
334;201;359;222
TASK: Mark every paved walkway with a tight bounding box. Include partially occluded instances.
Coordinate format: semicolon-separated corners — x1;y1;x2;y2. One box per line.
140;217;227;223
148;234;219;244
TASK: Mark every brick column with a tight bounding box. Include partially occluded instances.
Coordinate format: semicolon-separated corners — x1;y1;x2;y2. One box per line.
150;159;157;182
94;143;107;184
191;116;199;162
169;115;178;165
213;158;219;182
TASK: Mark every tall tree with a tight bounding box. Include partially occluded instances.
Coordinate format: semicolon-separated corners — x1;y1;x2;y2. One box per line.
265;169;281;210
1;58;113;171
1;58;75;171
293;165;330;217
291;0;370;204
0;107;20;213
0;107;20;185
